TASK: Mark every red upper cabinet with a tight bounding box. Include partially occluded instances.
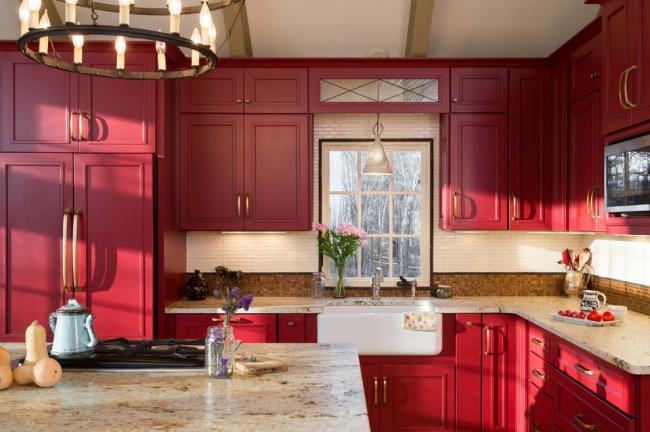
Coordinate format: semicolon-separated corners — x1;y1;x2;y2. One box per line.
447;114;508;230
450;68;508;113
509;69;553;231
180;68;245;113
77;52;156;153
243;68;308;113
0;154;73;341
74;154;154;339
568;92;605;232
0;52;79;153
628;0;650;126
179;114;245;231
243;114;311;231
569;34;602;102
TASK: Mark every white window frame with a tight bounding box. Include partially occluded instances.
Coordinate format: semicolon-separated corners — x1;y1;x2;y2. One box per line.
321;140;431;288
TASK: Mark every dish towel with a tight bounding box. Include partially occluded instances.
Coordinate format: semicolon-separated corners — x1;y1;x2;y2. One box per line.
403;311;438;331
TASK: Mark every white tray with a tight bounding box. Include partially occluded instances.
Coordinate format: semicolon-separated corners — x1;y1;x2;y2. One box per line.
551;313;619;327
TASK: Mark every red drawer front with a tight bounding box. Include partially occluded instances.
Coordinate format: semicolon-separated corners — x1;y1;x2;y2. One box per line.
528;351;554;398
278;314;317;343
554;371;635;432
529;383;554;432
174;314;277;342
528;323;553;360
554;339;636;415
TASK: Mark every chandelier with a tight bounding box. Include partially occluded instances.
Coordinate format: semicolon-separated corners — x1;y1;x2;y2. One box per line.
16;0;244;80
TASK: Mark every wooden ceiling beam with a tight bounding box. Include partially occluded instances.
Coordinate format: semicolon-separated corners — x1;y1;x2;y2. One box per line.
223;1;253;58
405;0;435;58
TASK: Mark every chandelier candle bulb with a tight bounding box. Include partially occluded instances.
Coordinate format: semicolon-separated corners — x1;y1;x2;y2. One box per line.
38;10;50;55
191;27;201;67
27;0;41;29
155;41;167;71
199;2;212;44
208;25;217;52
168;0;182;34
72;34;84;65
118;0;131;26
65;0;77;24
19;1;30;36
115;36;126;70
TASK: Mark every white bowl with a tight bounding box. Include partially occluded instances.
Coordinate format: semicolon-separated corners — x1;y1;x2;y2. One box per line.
607;305;628;321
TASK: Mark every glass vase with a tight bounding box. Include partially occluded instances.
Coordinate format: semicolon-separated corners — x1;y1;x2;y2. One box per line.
205;325;236;378
334;261;346;298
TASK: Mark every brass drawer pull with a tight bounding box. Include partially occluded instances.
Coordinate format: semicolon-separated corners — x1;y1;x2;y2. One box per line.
211;316;252;324
237;194;242;218
511;193;519;221
383;377;387;404
575;414;597;430
484;326;492;355
530;369;545;380
575;363;595;376
622;65;637;109
618;69;628;109
452;192;460;219
373;377;378;405
530;337;544;347
287;321;295;327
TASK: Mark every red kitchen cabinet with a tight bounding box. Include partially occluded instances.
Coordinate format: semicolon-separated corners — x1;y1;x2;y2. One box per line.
179;114;245;230
361;364;381;432
77;52;156;153
450;68;508;112
455;314;482;432
278;314;317;343
380;364;455;432
0;52;78;153
180;68;245;113
629;0;650;126
568;92;605;232
73;154;154;339
509;69;553;231
569;34;602;102
0;154;73;340
173;314;277;342
446;114;508;230
528;383;554;432
243;115;311;231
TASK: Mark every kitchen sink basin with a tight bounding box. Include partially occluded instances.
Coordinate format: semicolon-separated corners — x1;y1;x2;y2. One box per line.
317;304;443;355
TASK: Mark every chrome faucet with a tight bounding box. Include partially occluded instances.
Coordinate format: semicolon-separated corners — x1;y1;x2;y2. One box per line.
371;267;383;300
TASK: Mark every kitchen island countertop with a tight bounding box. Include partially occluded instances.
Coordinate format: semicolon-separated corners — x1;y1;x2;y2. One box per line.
0;343;369;432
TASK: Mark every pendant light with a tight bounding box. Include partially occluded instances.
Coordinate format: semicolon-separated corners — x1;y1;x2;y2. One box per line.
363;114;393;176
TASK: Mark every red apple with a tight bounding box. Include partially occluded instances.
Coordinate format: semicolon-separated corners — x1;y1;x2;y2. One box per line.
602;311;616;322
587;310;602;322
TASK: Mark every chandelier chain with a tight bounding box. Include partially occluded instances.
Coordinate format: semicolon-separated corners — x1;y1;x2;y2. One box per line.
90;0;99;25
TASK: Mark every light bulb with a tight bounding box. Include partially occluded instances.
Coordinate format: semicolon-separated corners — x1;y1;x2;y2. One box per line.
118;0;131;26
168;0;182;15
168;0;181;34
199;2;211;29
65;0;77;24
115;36;127;70
38;10;50;54
27;0;41;11
27;0;41;29
208;25;217;52
191;27;201;67
18;0;30;36
155;41;167;71
72;33;84;64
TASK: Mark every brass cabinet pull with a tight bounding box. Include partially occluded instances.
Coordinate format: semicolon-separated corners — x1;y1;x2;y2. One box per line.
484;326;492;355
71;210;80;291
574;414;597;430
237;194;242;218
587;188;595;219
622;65;637;109
591;186;600;219
530;337;544;347
466;321;475;327
78;112;85;141
511;194;518;221
245;194;251;218
235;98;243;104
452;192;460;219
575;363;595;376
383;377;387;404
452;97;459;103
618;69;628;109
211;316;252;324
62;209;71;291
69;112;75;141
287;321;295;327
244;98;252;104
531;369;546;380
373;377;378;405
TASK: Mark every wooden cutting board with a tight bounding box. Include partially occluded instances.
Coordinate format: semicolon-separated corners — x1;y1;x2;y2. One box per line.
234;356;288;376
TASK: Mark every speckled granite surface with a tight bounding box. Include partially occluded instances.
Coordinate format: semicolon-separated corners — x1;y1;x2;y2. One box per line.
0;343;369;432
167;296;650;375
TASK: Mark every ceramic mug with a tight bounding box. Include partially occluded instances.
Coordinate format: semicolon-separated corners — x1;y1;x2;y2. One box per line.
580;289;607;313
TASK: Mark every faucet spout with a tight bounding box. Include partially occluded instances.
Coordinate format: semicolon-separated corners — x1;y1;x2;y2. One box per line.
371;267;383;300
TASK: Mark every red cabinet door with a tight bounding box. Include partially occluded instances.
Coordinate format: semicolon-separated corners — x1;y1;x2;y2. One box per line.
174;314;277;342
602;0;632;134
278;314;318;342
0;52;79;153
74;154;154;339
179;114;245;230
243;114;311;231
361;364;381;432
569;35;602;103
380;364;455;432
629;0;650;125
450;68;508;112
244;68;308;113
482;314;517;432
568;92;605;232
455;314;482;432
509;69;552;231
78;52;156;153
448;114;508;230
528;383;554;432
179;68;244;113
0;154;73;341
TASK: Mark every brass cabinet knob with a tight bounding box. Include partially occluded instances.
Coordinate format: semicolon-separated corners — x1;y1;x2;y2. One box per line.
452;97;459;103
287;321;295;327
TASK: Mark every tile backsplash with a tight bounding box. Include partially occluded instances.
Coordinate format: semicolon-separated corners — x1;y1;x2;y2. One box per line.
186;113;650;288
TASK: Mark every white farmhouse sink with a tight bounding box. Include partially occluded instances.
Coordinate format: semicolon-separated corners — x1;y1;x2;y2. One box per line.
317;305;443;355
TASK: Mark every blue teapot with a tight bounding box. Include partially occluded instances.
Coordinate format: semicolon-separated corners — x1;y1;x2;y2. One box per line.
49;299;97;356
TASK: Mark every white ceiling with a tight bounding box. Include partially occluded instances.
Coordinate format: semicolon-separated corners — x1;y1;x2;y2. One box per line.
0;0;600;58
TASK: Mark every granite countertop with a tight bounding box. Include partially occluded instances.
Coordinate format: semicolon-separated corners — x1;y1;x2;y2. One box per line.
0;343;369;432
167;295;650;375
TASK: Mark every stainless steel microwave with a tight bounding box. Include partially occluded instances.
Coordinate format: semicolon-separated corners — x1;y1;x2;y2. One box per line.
605;134;650;214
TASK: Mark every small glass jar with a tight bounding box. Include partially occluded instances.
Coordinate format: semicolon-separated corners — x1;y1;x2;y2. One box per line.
205;325;236;378
312;272;325;298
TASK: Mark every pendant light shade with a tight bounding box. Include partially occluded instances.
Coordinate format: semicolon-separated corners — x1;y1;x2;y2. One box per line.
363;117;393;176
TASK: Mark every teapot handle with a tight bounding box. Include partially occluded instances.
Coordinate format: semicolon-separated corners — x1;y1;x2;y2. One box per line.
85;314;98;348
48;313;57;334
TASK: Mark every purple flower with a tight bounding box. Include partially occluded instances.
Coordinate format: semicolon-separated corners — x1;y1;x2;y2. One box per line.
212;289;220;298
230;287;241;299
241;294;254;311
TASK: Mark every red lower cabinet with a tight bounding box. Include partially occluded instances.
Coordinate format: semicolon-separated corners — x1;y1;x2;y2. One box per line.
174;314;277;342
528;383;553;432
277;313;317;342
361;364;381;432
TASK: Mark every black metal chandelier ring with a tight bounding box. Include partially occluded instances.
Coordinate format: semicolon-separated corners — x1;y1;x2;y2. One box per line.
17;25;219;80
53;0;243;16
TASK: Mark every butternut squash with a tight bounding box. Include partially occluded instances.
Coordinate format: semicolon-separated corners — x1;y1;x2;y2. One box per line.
13;365;34;385
0;365;12;390
33;357;62;388
24;321;48;366
0;346;10;366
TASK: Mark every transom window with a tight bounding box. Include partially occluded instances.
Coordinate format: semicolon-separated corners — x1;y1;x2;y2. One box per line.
321;140;431;287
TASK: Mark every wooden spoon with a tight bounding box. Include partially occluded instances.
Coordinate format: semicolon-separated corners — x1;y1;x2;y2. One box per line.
578;248;592;271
